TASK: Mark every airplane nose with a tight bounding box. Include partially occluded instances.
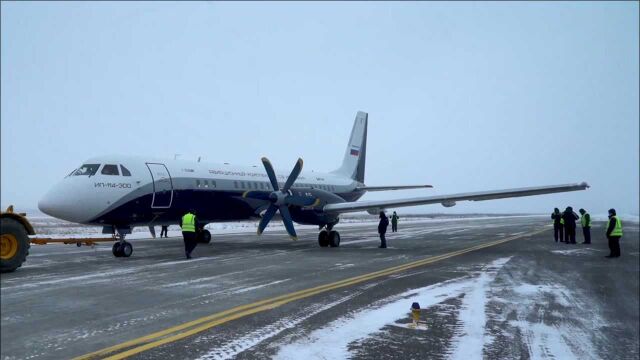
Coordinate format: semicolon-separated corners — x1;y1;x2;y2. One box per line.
38;181;92;223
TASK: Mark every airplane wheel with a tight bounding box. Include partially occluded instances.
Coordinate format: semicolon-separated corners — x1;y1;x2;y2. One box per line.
112;242;122;257
199;230;211;244
329;231;341;248
76;242;82;247
120;241;133;257
318;230;329;247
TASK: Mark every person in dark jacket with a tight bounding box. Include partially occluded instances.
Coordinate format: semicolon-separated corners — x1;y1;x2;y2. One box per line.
562;206;579;244
378;211;389;248
551;208;564;242
160;225;169;238
578;208;591;244
605;208;623;258
391;211;399;232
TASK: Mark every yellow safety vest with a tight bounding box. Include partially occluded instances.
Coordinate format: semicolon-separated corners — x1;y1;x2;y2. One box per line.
560;218;565;225
609;216;623;237
580;213;591;228
182;213;196;232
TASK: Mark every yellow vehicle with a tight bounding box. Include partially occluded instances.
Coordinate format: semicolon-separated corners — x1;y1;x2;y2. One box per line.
1;205;34;273
1;205;116;272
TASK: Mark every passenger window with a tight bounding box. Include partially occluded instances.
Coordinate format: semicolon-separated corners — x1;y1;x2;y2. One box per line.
234;181;238;189
72;164;100;176
120;165;132;176
240;181;245;189
196;180;201;188
210;180;216;188
101;164;120;176
204;180;209;188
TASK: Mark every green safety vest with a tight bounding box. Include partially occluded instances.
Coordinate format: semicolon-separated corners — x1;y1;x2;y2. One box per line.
182;213;196;232
609;216;623;237
580;213;591;228
560;218;565;225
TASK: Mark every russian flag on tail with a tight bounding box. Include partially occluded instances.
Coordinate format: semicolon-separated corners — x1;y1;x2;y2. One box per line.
350;146;360;156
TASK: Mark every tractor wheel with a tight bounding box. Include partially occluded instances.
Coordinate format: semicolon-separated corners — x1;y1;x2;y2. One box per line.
1;218;30;273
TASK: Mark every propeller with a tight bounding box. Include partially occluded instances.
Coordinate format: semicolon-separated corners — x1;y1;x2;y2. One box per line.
244;157;312;240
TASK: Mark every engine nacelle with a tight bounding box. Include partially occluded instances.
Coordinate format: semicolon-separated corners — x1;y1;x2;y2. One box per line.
441;201;456;208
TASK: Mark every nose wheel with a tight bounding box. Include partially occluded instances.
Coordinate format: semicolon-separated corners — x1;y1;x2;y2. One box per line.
112;241;133;257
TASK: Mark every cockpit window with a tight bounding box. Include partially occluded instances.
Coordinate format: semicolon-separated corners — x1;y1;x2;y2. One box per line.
101;164;120;176
120;165;131;176
72;164;100;176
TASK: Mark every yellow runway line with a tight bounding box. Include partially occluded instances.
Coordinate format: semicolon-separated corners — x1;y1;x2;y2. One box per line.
75;228;546;360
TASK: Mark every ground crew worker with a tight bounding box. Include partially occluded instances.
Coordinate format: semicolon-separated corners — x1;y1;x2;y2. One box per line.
605;208;623;258
562;206;579;244
551;208;564;242
579;208;591;244
181;210;198;259
160;225;169;238
391;211;399;232
378;211;389;248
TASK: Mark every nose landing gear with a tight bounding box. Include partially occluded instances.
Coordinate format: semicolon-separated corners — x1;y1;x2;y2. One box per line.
112;234;133;258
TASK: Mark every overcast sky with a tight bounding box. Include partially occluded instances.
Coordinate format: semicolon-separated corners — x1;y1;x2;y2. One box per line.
1;2;638;216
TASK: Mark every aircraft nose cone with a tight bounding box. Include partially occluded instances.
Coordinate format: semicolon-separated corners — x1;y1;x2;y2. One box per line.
38;181;91;223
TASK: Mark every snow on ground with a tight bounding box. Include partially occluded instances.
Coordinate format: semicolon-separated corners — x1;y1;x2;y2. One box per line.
193;287;375;360
551;248;604;256
273;258;511;360
270;256;603;360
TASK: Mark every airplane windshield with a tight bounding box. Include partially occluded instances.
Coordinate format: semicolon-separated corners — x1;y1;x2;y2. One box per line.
71;164;100;176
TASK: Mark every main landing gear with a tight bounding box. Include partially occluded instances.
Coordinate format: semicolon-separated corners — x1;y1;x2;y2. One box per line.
318;225;340;248
112;235;133;258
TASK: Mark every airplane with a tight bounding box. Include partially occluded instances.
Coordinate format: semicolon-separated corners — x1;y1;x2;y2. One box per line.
38;111;589;258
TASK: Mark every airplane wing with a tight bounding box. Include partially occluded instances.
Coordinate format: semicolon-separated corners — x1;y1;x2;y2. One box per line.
356;185;433;191
323;182;589;214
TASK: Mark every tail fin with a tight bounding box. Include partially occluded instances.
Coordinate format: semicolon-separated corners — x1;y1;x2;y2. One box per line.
332;111;367;183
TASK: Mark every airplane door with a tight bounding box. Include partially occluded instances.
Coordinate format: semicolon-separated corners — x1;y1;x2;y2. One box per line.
146;163;173;208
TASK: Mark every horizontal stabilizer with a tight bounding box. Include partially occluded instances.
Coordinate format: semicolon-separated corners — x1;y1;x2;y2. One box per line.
324;182;590;214
357;185;433;192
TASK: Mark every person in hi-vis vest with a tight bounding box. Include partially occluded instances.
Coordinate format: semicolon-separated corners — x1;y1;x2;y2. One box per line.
579;208;592;244
605;208;623;258
181;210;198;259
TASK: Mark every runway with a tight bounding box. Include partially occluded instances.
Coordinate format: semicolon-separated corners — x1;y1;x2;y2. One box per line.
1;216;638;360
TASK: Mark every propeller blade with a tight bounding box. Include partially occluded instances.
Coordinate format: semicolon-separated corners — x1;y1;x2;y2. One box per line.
285;194;318;207
281;158;303;192
242;190;271;201
278;205;297;240
261;157;279;191
257;204;278;235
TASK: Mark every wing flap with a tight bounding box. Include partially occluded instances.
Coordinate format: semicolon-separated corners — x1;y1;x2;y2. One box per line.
323;182;589;214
